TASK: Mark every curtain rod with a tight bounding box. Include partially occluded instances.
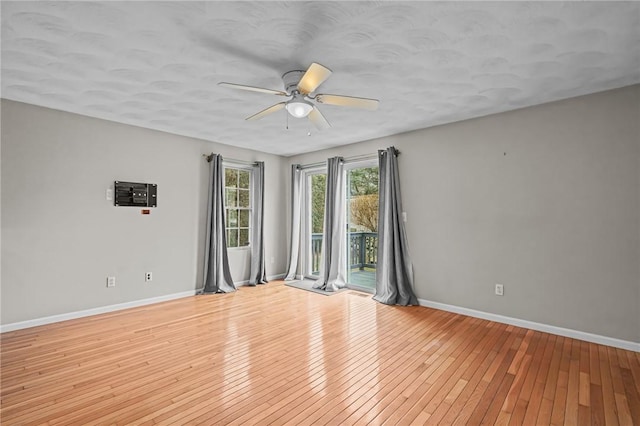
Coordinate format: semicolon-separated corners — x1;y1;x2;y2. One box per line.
297;150;400;170
202;153;259;166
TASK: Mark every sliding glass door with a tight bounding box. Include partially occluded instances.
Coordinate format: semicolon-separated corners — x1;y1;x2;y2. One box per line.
345;162;378;290
302;160;379;290
304;170;326;278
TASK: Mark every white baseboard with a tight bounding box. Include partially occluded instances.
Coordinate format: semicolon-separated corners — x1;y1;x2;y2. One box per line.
236;273;286;287
267;273;286;281
418;298;639;352
7;284;633;352
0;290;197;333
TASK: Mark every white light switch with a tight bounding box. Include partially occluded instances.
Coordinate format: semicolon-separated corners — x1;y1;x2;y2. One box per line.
402;212;407;222
106;188;113;201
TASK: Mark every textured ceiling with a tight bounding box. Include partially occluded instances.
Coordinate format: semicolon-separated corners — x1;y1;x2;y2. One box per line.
2;2;639;156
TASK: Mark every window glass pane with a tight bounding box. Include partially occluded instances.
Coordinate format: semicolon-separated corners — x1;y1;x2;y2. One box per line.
238;170;250;189
227;228;238;247
346;165;379;289
239;228;249;247
239;209;249;227
310;173;326;276
225;168;238;187
311;174;326;234
226;209;238;227
238;189;250;208
226;188;237;207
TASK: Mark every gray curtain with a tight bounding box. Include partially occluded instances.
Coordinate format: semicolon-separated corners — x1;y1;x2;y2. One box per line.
285;165;302;280
249;161;267;285
202;153;236;294
314;157;347;291
373;147;418;305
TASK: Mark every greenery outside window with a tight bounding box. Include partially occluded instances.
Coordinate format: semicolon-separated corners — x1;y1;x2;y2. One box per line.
225;167;251;248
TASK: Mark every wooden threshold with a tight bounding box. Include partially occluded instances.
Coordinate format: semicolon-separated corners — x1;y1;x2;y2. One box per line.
1;281;638;425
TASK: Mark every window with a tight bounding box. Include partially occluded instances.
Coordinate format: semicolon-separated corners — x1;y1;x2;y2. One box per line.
224;167;251;248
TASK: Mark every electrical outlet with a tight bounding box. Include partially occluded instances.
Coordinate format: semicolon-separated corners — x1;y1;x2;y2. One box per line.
107;276;116;288
145;272;152;282
495;284;504;296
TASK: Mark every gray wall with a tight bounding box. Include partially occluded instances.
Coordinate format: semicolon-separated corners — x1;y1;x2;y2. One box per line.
289;85;640;343
1;100;287;325
2;86;638;342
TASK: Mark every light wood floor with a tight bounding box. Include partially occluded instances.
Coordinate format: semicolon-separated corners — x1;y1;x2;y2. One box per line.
1;281;639;425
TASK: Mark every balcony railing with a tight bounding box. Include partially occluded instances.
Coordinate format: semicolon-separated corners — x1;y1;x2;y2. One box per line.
311;232;378;274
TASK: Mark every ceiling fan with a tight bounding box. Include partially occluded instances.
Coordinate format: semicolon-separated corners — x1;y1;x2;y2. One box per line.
218;63;379;130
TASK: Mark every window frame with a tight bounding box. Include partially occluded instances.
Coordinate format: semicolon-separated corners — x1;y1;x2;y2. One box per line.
223;162;253;250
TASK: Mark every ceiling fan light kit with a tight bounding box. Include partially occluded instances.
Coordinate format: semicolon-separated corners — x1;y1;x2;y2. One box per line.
219;62;379;130
286;96;313;118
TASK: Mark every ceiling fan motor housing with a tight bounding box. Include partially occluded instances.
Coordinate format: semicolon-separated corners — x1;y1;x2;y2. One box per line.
282;70;306;94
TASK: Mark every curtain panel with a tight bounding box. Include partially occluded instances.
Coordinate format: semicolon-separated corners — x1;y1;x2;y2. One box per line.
249;161;267;285
314;156;347;291
285;165;302;281
373;147;418;305
202;153;236;294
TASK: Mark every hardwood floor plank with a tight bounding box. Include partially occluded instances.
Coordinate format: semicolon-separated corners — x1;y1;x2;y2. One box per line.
549;337;572;425
627;350;640;399
509;332;549;426
614;393;633;426
590;342;602;387
621;366;640;424
1;281;638;425
599;344;621;426
564;339;581;425
591;383;606;426
501;331;539;416
521;333;555;424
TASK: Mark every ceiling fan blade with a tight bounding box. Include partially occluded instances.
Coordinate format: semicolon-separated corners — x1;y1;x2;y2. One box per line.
315;94;379;110
297;63;332;95
246;102;286;121
219;82;287;96
308;107;331;130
